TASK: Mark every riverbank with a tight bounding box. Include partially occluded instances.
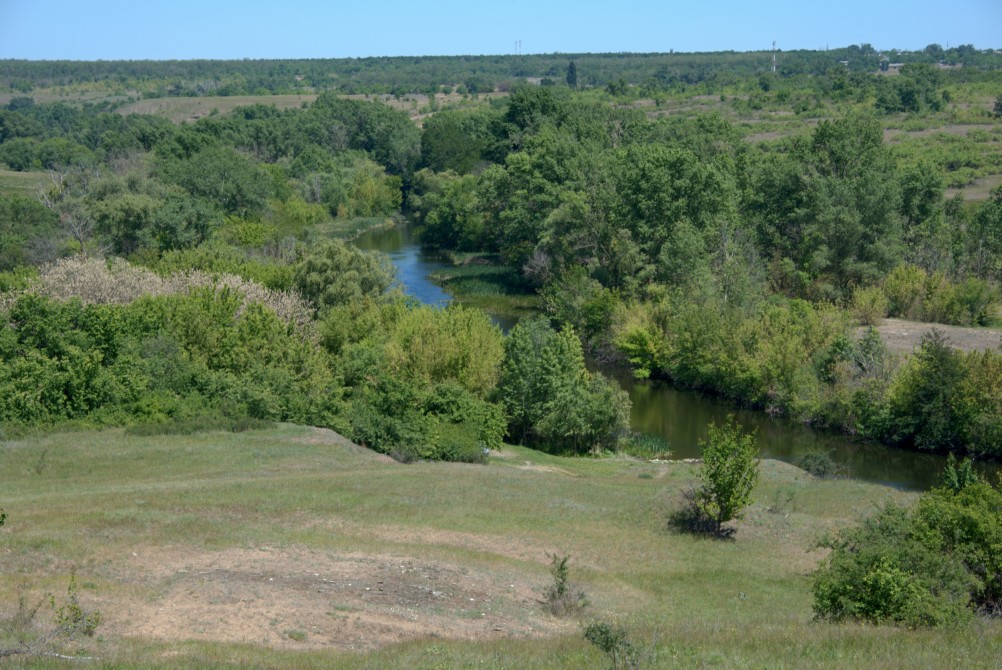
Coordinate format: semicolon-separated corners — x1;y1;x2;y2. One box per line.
3;424;999;668
353;224;1001;490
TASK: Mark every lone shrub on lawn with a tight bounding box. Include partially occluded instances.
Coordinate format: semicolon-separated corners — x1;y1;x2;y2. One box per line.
693;416;760;536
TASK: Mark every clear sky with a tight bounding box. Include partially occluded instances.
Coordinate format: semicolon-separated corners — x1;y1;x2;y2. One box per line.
1;0;999;60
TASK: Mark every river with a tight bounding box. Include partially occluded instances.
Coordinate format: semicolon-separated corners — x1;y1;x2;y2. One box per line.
355;224;985;490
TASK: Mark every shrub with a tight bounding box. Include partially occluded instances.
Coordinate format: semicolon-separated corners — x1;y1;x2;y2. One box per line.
851;285;888;326
543;554;589;617
32;256;313;329
693;417;760;535
584;621;639;670
812;503;975;627
293;239;394;311
883;264;926;318
914;476;1002;615
883;329;965;451
125;414;275;437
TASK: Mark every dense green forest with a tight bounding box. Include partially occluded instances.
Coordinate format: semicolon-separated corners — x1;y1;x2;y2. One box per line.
1;47;1001;463
3;43;1002;96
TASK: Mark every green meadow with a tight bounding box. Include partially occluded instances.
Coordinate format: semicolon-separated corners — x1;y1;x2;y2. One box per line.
2;425;999;668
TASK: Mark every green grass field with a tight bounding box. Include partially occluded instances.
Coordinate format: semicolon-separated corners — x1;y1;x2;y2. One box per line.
0;169;48;197
2;424;999;668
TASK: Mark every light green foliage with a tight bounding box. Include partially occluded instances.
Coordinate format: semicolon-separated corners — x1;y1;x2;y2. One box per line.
316;155;402;219
695;417;759;534
883;264;927;318
915;474;1002;613
293;239;395;311
880;264;995;327
52;573;101;638
613;293;848;417
498;318;630;453
383;304;503;398
150;243;295;291
318;298;505;461
813;502;975;627
940;453;980;493
0;290;334;428
850;285;889;326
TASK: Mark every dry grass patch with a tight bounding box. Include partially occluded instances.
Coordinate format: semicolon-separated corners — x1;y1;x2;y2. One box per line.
858;317;1001;355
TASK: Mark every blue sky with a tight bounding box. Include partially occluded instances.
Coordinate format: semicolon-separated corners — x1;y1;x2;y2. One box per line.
1;0;999;60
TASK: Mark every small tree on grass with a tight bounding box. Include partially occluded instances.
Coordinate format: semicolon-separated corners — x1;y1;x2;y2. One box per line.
543;553;589;616
695;417;760;535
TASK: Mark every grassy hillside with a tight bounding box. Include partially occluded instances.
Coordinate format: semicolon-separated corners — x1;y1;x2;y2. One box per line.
1;425;999;668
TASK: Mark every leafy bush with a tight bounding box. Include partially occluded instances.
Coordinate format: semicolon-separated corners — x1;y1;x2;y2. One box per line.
583;621;639;670
914;475;1002;615
813;503;975;627
293;239;394;311
814;460;1002;626
851;285;888;326
692;417;760;535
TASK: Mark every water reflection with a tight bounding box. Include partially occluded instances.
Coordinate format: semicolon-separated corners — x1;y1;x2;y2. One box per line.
354;224;452;307
615;372;952;490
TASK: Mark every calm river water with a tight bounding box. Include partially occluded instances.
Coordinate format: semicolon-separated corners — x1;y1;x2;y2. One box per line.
355;224;992;490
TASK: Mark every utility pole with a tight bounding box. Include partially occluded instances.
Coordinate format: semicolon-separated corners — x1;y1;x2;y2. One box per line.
772;40;777;73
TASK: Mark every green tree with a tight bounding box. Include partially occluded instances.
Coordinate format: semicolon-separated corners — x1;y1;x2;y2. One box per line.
566;60;578;89
695;416;759;534
293;239;395;311
497;318;630;453
159;146;271;217
884;329;965;451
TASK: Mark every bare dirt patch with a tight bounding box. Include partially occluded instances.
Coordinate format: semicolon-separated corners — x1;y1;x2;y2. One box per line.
103;546;569;651
860;318;1001;356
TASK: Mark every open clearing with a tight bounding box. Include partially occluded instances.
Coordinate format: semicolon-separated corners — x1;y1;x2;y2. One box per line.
2;424;1000;668
0;169;48;197
863;317;1001;355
